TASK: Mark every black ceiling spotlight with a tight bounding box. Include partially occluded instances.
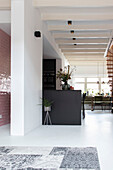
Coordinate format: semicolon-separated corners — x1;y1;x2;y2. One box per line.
68;21;72;25
74;44;77;46
34;31;41;38
70;30;74;34
73;38;76;40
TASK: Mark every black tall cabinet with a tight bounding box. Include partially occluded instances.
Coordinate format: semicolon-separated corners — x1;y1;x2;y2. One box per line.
43;59;56;90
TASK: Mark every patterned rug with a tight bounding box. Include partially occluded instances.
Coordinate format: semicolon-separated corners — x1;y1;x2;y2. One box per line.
0;146;100;170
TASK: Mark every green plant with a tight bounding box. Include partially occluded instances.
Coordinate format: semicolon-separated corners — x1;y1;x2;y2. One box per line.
43;98;53;107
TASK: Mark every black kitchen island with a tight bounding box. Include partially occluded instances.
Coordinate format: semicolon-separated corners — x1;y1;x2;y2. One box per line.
43;90;81;125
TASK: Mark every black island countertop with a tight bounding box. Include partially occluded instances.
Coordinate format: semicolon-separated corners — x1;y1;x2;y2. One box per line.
43;90;81;125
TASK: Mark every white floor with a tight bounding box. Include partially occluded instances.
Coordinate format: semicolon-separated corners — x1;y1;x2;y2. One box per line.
0;110;113;170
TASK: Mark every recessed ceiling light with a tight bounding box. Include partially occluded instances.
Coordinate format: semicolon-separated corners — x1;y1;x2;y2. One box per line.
68;21;72;25
70;30;74;34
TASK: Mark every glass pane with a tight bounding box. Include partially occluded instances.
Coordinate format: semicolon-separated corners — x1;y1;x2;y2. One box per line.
101;84;110;95
87;78;99;83
87;84;99;95
101;78;109;83
74;84;85;93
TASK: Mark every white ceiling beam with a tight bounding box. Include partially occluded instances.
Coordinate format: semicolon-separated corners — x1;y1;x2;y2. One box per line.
64;52;105;55
69;61;106;66
67;59;105;62
33;0;113;7
66;56;105;59
65;56;104;59
0;0;11;10
42;13;113;21
53;32;111;38
48;25;113;31
56;38;109;44
59;44;107;49
65;53;104;57
66;56;106;60
62;49;105;53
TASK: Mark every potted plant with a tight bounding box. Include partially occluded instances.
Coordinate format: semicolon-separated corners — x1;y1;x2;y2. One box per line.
43;98;53;125
57;65;72;90
43;98;53;112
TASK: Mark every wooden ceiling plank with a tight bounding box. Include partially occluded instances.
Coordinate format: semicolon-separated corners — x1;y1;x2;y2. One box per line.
56;39;109;44
61;49;105;53
42;13;113;21
59;44;107;49
53;33;111;38
34;0;113;7
0;0;11;10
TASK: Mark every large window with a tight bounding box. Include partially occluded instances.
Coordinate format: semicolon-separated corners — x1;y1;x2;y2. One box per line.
72;78;85;92
71;77;110;95
87;78;99;95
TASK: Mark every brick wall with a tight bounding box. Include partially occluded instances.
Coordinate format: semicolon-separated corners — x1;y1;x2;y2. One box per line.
0;29;11;127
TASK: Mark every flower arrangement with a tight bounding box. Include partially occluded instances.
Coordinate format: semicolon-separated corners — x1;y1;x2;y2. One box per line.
57;65;72;85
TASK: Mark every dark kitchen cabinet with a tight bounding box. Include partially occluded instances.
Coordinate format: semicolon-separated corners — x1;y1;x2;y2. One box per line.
43;59;56;90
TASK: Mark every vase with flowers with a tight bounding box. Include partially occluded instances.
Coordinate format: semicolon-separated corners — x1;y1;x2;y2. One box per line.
57;65;72;90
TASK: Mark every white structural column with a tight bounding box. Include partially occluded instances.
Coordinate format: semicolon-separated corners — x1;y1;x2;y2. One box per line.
11;0;42;136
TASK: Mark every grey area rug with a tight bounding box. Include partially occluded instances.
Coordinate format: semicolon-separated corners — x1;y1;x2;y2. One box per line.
0;146;100;170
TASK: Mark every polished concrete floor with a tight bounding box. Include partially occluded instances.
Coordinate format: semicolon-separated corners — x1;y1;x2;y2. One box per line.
0;110;113;170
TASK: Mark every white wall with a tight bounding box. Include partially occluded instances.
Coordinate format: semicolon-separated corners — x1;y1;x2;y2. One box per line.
43;36;61;59
11;0;42;136
43;35;68;70
42;22;63;60
42;22;66;69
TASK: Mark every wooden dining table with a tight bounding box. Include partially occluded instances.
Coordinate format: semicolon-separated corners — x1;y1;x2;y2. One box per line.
84;96;111;111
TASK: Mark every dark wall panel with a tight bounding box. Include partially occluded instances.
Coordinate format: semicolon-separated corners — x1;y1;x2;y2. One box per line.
43;90;81;125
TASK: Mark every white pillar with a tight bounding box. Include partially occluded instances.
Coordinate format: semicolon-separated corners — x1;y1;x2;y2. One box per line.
11;0;42;136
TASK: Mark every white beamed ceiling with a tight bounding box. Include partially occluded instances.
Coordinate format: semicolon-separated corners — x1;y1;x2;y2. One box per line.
1;0;113;66
38;5;113;66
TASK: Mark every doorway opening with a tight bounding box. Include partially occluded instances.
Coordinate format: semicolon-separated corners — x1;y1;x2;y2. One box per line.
0;25;11;133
